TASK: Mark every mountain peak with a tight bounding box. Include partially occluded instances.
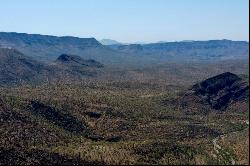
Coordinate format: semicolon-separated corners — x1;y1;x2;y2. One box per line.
99;39;121;45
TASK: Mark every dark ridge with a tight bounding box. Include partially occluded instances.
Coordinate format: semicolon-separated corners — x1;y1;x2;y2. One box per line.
57;54;83;63
105;136;123;142
84;111;102;118
31;101;87;133
86;134;105;141
56;54;104;68
0;97;68;148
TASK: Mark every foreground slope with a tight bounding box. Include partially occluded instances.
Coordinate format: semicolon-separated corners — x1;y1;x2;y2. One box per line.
0;71;248;165
0;98;92;164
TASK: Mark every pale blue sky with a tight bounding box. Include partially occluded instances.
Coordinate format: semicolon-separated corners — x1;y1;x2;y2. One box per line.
0;0;249;43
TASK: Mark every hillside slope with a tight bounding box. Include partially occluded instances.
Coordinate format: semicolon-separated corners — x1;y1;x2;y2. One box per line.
0;48;104;85
0;48;53;85
53;54;104;77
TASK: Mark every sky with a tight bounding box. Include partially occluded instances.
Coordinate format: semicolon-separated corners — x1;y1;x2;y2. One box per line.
0;0;249;43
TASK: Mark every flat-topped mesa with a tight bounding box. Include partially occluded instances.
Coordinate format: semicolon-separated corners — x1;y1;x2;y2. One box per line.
56;54;104;68
0;32;101;47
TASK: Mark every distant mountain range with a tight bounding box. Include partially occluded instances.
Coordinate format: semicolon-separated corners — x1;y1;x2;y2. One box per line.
108;39;249;61
99;39;122;45
0;32;135;65
0;32;249;67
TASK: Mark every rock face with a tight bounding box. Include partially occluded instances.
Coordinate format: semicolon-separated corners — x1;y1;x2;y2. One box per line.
192;72;249;109
181;72;249;113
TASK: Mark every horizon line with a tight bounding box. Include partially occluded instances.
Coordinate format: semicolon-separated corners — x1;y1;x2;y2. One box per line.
0;31;249;44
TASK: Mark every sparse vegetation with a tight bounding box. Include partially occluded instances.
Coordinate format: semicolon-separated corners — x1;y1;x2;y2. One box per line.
0;71;248;164
0;32;249;165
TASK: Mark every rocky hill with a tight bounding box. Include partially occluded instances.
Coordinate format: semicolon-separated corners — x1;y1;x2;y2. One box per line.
56;54;104;68
54;54;104;77
180;72;249;114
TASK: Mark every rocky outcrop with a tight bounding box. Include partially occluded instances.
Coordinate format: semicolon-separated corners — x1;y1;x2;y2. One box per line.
181;72;249;113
